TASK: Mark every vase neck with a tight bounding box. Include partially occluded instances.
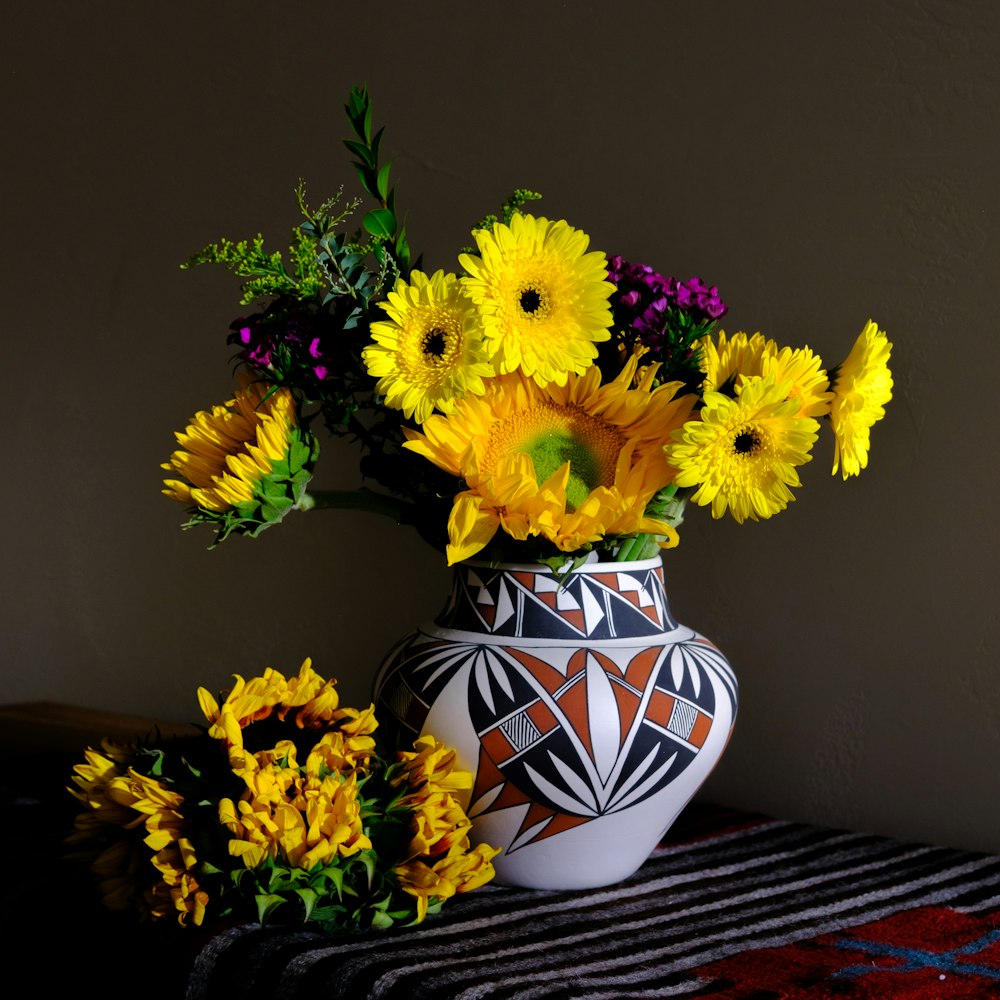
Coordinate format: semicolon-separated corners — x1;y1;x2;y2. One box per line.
435;559;677;640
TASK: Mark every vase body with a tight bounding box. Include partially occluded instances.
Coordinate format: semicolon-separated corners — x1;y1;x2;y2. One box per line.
373;556;737;890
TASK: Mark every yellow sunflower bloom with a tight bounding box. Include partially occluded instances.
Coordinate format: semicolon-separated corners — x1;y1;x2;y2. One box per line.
829;320;893;479
362;269;494;422
458;214;613;387
221;765;371;871
404;356;695;564
667;374;820;523
162;373;319;542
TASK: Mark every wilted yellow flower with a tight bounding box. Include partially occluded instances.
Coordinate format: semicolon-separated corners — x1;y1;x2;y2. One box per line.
221;764;370;872
401;790;474;857
149;837;209;926
395;843;500;922
392;735;473;797
306;729;376;777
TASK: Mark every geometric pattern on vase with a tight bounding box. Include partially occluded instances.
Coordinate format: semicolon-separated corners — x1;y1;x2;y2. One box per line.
372;555;738;888
437;564;677;639
465;636;732;851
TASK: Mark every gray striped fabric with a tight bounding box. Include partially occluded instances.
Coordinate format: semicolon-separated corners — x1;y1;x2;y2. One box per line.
185;806;1000;999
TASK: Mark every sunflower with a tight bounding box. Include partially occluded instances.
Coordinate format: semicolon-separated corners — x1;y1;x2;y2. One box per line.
829;320;893;479
666;374;820;523
458;214;614;387
362;269;494;422
162;374;319;541
404;356;695;563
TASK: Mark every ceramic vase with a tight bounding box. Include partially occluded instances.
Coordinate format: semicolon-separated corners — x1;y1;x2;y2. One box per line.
373;555;738;890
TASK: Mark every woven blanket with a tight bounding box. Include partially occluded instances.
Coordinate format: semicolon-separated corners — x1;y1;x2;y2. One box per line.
185;805;1000;999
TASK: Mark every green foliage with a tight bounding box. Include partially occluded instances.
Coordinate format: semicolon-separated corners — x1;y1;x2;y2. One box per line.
462;188;545;255
343;84;411;272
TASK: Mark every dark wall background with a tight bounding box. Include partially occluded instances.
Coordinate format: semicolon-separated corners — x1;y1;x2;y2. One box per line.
5;0;998;852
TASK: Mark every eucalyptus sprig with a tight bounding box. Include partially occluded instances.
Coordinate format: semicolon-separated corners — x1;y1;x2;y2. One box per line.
343;84;412;272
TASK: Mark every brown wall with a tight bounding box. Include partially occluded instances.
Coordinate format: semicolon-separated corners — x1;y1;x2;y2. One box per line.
4;0;998;852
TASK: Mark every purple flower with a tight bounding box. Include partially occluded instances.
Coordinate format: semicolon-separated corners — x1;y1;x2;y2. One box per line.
607;256;728;344
228;302;337;391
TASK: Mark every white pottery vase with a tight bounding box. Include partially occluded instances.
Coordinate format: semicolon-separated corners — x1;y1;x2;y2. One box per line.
373;555;738;890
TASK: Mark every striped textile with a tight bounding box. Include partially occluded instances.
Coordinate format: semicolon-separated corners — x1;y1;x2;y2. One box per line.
185;805;1000;999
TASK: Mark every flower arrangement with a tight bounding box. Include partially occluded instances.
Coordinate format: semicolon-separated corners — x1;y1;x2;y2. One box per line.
161;85;892;568
66;659;498;931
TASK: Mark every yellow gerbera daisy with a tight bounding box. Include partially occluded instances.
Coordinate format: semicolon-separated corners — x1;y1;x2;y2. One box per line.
362;269;494;422
700;329;832;418
698;330;771;392
761;343;833;419
667;374;820;523
404;356;695;563
829;320;893;479
458;214;613;387
162;373;319;541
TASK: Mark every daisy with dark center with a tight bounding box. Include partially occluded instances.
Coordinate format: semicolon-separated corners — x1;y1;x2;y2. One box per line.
459;214;614;388
363;270;493;423
403;355;695;563
666;374;820;523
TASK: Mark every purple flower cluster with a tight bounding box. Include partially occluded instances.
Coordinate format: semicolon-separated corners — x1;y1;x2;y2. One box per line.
606;255;728;345
228;302;333;389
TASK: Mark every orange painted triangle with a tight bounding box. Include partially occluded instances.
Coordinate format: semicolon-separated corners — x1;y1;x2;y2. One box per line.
624;645;661;690
470;746;506;806
516;805;592;846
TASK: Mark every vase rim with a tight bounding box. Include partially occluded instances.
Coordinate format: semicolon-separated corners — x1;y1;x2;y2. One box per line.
457;554;664;574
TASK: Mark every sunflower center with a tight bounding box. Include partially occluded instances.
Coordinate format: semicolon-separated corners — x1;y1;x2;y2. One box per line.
421;327;448;363
483;401;624;512
516;283;549;321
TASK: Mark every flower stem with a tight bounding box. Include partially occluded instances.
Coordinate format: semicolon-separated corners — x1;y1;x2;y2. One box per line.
301;487;417;524
614;485;691;562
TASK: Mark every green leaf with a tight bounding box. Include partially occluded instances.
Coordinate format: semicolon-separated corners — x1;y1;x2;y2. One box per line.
256;893;286;922
376;162;391;201
363;208;396;238
344;139;376;169
295;887;319;922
